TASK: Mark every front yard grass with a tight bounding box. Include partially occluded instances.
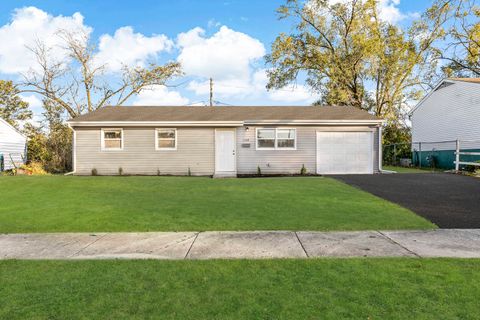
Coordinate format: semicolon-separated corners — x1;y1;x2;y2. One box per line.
0;176;434;232
1;259;479;319
383;165;441;173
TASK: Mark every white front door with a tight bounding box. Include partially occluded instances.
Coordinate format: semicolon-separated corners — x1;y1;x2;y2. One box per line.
316;131;373;174
215;130;236;172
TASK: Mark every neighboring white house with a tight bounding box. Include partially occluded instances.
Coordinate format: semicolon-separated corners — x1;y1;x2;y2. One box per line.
0;118;27;171
409;78;480;169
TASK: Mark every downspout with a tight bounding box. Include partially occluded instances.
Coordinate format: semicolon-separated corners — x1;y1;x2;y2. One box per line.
64;123;76;176
378;125;382;172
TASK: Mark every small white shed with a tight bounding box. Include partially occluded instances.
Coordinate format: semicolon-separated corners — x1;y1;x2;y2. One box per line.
0;118;27;171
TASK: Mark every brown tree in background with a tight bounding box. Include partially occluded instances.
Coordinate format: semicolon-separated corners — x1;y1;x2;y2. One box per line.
21;29;182;118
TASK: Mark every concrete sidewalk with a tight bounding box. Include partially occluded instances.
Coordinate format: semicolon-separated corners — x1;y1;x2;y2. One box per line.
1;229;480;260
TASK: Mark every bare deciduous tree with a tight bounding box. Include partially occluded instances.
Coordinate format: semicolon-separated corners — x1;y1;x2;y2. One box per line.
21;29;182;118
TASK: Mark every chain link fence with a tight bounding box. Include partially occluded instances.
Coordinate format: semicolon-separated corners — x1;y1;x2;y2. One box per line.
383;143;412;167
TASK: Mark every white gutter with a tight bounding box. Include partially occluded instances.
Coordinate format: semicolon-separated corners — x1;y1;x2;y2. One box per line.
244;119;384;125
67;121;244;127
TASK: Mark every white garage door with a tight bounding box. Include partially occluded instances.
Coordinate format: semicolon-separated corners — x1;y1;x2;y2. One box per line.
316;131;373;174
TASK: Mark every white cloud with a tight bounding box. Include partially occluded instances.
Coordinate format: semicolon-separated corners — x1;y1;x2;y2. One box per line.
0;7;91;74
377;0;405;24
267;87;317;103
187;78;253;98
177;26;265;81
187;68;318;104
252;69;318;103
94;26;173;72
328;0;414;24
178;26;271;101
20;94;43;112
133;85;189;105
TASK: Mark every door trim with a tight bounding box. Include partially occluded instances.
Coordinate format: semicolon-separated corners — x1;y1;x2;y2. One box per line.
214;128;237;174
316;131;374;175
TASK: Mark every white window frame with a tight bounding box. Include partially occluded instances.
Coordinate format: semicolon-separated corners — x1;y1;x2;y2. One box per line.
155;128;177;150
101;128;124;151
256;128;296;150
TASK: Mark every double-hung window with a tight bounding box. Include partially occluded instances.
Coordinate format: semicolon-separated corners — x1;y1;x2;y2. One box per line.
276;129;296;148
156;128;177;150
256;128;296;150
256;128;275;149
101;129;123;150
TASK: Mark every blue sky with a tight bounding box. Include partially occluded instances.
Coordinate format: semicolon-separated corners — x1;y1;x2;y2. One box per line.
0;0;432;120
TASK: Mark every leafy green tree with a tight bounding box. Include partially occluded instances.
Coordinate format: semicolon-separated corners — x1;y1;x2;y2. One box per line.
0;80;32;128
43;100;72;172
24;100;73;173
266;0;376;109
24;123;49;165
382;122;412;165
266;0;448;121
437;1;480;76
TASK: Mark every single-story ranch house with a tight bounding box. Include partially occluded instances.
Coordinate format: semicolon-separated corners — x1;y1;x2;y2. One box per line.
67;106;384;176
409;78;480;169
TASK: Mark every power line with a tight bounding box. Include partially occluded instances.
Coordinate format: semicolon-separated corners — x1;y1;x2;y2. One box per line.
213;83;309;93
213;100;233;106
186;100;207;106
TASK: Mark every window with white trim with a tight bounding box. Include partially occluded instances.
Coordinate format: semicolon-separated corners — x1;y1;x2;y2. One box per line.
276;129;296;148
156;128;177;150
256;128;296;150
257;128;275;149
102;129;123;150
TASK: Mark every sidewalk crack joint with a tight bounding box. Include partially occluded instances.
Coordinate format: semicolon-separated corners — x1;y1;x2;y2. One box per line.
70;233;108;258
294;231;309;258
184;232;200;259
377;231;421;258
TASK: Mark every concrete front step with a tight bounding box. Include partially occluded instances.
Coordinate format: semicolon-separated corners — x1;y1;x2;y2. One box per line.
1;229;480;260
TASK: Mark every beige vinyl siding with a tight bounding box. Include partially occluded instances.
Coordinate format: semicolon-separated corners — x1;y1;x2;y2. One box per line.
236;126;380;175
74;125;380;176
74;127;214;175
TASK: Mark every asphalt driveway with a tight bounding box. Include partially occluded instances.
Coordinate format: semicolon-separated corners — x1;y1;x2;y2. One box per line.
333;173;480;228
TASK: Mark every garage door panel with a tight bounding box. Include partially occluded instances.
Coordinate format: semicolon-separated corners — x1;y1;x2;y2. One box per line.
317;132;373;174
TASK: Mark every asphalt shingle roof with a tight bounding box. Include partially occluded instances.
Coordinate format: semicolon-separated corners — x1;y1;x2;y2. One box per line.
70;106;380;122
449;77;480;84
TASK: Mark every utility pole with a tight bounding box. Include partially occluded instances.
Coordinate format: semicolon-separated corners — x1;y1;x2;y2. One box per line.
209;77;213;107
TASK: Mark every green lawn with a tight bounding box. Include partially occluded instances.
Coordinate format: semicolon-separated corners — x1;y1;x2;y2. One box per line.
0;176;434;232
383;165;440;173
1;259;479;319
